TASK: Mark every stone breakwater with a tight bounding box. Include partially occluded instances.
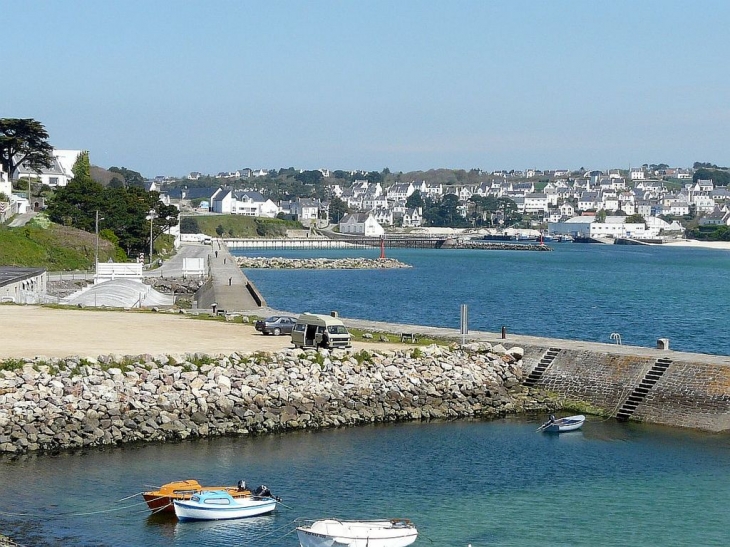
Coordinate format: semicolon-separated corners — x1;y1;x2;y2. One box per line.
235;257;411;269
0;343;549;455
447;242;552;251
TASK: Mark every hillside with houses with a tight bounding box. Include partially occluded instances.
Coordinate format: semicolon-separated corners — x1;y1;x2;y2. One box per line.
150;164;730;240
5;152;730;242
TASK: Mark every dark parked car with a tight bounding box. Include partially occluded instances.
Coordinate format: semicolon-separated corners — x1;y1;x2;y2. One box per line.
254;316;297;336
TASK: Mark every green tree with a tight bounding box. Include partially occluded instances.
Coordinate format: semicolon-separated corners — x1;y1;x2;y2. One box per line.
693;168;730;185
0;118;54;180
406;190;425;210
625;214;646;224
46;152;104;231
216;224;225;236
328;196;349;223
365;170;383;184
108;166;146;187
47;153;177;257
294;170;324;185
595;209;607;223
496;197;518;225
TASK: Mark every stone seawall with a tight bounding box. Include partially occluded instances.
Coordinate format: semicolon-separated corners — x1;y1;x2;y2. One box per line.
519;344;730;432
0;343;548;455
235;257;411;269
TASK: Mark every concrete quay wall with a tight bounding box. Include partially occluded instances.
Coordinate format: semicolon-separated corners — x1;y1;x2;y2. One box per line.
518;343;730;432
336;318;730;432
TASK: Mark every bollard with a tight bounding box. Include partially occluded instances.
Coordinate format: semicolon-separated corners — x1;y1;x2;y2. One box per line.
228;277;232;285
501;326;507;339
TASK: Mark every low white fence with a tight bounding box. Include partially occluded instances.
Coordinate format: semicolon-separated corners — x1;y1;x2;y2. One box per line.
94;262;143;283
183;257;207;277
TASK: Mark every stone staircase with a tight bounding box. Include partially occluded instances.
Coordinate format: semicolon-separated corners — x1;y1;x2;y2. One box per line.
523;347;561;387
616;357;673;422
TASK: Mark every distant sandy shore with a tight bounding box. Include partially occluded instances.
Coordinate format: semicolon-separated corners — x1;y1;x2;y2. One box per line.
659;239;730;251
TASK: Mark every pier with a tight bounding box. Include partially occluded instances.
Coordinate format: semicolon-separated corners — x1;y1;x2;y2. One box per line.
222;235;550;250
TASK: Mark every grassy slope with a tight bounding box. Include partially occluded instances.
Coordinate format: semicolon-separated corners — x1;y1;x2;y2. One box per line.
190;215;303;238
0;223;114;270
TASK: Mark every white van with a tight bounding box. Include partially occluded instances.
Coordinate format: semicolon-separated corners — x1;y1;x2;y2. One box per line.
291;313;352;349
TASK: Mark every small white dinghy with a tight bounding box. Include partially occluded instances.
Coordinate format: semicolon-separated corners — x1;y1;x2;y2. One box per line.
296;518;418;547
173;489;277;521
537;414;585;433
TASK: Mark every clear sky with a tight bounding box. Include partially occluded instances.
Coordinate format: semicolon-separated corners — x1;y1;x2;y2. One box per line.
4;0;729;177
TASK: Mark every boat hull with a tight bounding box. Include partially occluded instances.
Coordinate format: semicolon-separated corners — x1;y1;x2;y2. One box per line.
173;497;276;521
541;415;585;433
142;480;251;513
296;519;418;547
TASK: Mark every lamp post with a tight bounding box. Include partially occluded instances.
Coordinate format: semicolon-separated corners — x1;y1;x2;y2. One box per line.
95;210;100;273
148;209;157;265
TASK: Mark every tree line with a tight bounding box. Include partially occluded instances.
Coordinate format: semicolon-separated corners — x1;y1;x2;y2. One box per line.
0;118;177;259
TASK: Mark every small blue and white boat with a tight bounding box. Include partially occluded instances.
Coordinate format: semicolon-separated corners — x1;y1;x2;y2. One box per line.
537;414;585;433
173;489;277;521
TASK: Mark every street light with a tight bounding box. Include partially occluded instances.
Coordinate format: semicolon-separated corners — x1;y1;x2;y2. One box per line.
94;210;104;273
148;209;157;265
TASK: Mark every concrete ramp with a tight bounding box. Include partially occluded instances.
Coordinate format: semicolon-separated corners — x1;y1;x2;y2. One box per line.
62;279;174;308
195;240;264;312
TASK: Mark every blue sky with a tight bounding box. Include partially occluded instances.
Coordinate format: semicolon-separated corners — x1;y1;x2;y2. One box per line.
4;1;729;177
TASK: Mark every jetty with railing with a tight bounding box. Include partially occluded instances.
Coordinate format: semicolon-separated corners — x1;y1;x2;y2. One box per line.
223;234;551;250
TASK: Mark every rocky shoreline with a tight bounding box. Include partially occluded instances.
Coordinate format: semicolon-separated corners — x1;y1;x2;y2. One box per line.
235;257;411;269
0;343;554;455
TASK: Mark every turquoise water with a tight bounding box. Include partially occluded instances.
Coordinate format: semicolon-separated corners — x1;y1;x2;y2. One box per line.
237;244;730;355
2;243;730;546
1;418;729;546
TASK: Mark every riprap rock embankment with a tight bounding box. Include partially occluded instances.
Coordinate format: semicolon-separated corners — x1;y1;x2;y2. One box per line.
235;257;411;269
0;344;544;454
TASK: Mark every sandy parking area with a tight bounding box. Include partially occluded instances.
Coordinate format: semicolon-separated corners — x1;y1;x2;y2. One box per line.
0;306;403;360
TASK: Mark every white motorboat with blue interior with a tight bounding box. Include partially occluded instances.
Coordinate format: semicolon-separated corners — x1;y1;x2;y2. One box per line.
296;518;418;547
173;488;278;521
537;414;585;433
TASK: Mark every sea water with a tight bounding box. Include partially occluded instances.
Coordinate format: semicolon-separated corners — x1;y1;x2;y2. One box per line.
1;418;729;546
236;244;730;355
2;243;729;546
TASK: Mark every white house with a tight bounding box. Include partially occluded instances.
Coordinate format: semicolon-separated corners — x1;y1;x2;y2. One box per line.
630;168;645;180
524;193;548;213
0;165;10;197
386;182;414;201
339;212;385;237
233;191;279;218
371;207;394;227
15;149;82;187
699;207;727;226
291;198;322;224
559;202;575;218
210;188;234;213
402;208;422;228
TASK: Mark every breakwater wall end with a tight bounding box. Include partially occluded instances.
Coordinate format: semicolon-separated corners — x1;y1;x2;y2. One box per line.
519;344;730;432
0;344;547;455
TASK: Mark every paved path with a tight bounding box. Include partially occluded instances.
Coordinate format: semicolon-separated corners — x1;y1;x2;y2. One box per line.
6;212;37;227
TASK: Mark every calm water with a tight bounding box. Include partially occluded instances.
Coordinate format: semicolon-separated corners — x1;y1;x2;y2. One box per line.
1;418;729;546
238;244;730;355
3;243;730;546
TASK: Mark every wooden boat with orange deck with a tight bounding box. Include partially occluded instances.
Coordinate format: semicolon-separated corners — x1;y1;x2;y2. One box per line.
142;479;252;513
